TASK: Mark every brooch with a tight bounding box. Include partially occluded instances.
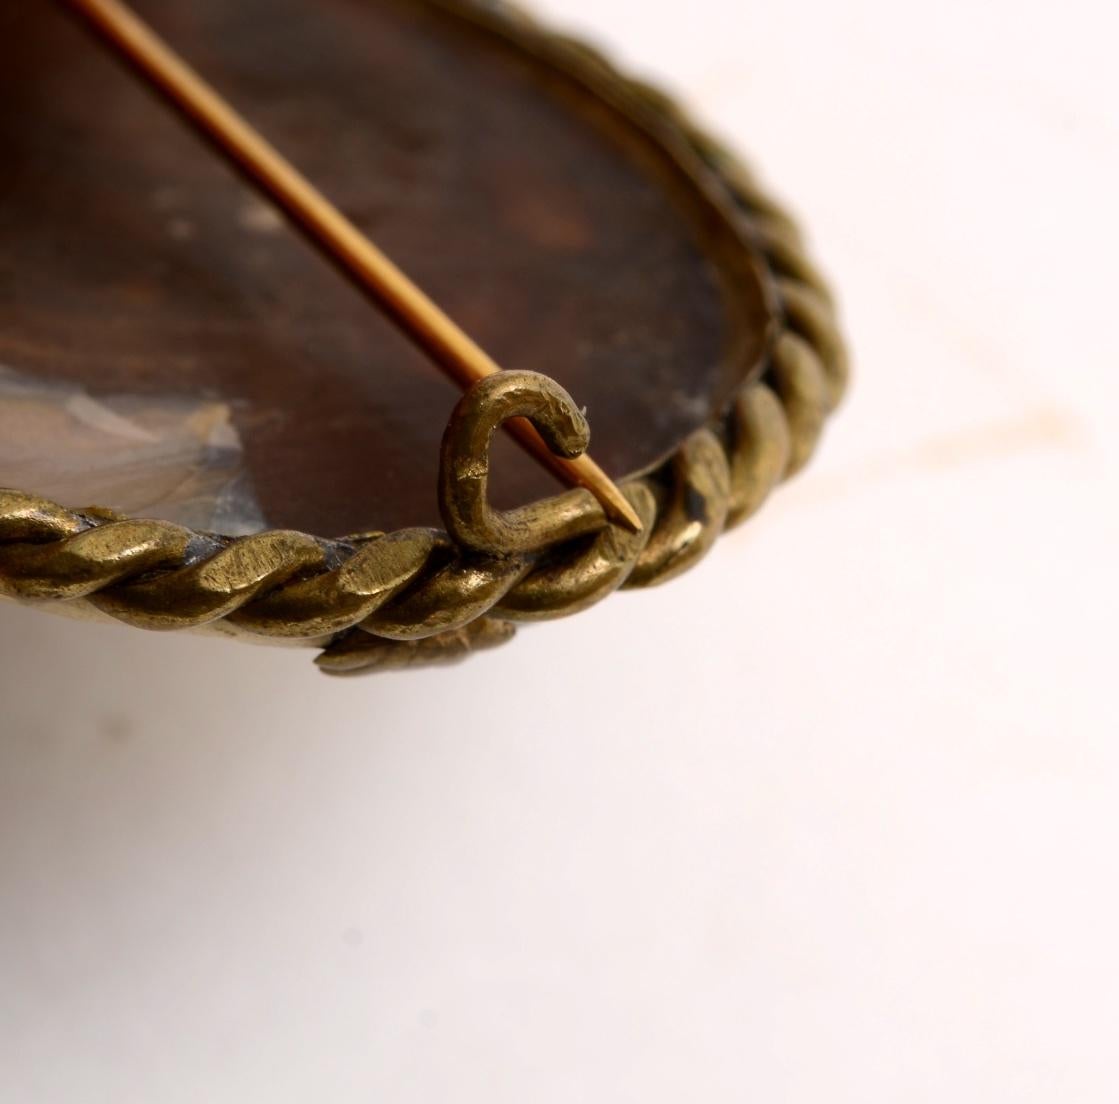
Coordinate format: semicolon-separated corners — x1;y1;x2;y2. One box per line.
0;0;847;673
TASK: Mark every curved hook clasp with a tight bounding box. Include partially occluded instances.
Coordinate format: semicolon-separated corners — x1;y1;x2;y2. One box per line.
438;371;607;555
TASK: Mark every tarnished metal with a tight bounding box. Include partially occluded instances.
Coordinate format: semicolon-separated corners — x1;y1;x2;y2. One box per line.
315;617;517;676
0;0;848;674
439;372;606;556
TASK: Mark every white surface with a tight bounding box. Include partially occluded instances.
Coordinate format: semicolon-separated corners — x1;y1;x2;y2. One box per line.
2;1;1117;1100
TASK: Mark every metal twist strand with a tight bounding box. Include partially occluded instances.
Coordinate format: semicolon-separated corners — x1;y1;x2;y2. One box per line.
229;529;440;640
493;482;657;621
724;383;792;528
624;430;731;589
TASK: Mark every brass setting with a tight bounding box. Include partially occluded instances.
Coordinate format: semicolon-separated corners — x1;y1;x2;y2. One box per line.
0;0;848;674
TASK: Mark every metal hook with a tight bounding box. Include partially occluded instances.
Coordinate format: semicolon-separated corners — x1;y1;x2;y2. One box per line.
438;371;608;555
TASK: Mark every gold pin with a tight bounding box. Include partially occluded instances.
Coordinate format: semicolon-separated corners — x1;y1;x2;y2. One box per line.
63;0;643;534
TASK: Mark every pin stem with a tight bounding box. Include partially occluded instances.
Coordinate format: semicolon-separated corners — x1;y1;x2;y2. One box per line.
62;0;642;534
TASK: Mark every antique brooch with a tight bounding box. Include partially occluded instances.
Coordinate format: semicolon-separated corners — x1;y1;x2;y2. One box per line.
0;0;847;674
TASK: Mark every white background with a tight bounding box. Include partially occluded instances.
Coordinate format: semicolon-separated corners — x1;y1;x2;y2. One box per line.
2;0;1118;1100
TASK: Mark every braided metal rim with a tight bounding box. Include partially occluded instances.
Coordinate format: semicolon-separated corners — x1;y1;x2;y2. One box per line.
0;0;847;674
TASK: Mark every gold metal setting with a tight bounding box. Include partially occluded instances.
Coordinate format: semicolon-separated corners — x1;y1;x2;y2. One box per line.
0;0;848;674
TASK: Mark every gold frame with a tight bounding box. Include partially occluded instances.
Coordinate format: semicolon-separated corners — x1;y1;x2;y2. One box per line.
0;0;847;674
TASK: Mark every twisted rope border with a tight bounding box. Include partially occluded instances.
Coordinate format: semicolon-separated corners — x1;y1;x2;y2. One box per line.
0;1;847;674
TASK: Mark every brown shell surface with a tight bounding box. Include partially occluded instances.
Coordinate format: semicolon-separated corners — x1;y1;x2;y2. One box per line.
0;0;848;674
